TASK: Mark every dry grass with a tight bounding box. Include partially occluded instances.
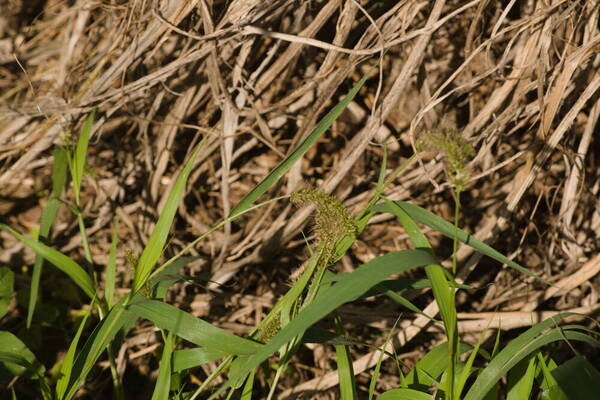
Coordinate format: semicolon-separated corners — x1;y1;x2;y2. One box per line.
1;0;599;398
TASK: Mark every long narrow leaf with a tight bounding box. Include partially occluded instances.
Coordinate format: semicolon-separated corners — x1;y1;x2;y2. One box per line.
72;110;94;203
128;300;262;356
105;217;119;307
152;332;174;400
464;315;599;400
229;72;371;217
56;300;94;400
334;315;357;400
28;146;68;327
0;332;45;378
0;224;95;299
133;139;206;292
372;201;549;284
64;298;136;400
227;249;439;388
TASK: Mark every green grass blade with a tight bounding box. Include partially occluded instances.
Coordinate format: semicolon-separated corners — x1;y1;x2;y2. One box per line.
537;354;567;400
0;224;95;299
229;72;370;218
56;300;94;400
105;217;119;307
71;110;95;203
227;249;439;388
374;200;456;329
551;356;600;400
0;331;46;379
507;354;537;400
368;319;398;400
403;342;472;390
373;201;549;285
0;267;14;319
172;348;227;373
454;336;484;399
64;297;136;400
133;139;206;293
377;388;433;399
463;315;599;400
28;145;68;327
334;315;357;400
127;299;262;356
151;331;174;400
239;369;255;400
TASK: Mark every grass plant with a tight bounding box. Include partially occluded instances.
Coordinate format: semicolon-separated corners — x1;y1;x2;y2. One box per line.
1;71;599;400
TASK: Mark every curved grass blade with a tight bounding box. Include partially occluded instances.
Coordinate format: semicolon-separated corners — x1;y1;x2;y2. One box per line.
226;249;439;388
64;297;136;400
373;201;550;285
28;146;68;327
464;315;600;400
151;331;174;400
0;331;45;379
128;299;262;356
229;71;371;218
133;139;206;293
0;224;95;300
56;300;93;400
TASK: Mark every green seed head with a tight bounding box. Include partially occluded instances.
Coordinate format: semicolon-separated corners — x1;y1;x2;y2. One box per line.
416;128;473;191
290;189;357;248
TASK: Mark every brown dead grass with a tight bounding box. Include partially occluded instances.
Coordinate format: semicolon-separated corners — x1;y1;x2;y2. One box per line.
1;0;599;398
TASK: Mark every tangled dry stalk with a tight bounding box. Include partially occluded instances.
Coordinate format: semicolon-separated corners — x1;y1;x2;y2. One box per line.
1;0;599;397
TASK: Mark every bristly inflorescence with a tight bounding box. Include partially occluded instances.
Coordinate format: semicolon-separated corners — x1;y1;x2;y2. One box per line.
416;128;474;192
290;189;357;249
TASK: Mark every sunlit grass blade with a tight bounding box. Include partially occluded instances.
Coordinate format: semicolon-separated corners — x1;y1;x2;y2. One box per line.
227;249;439;388
506;354;537;400
373;199;458;396
0;224;95;299
105;217;119;307
64;298;136;400
334;314;357;400
239;369;256;400
56;300;94;400
133;139;206;293
377;388;434;399
402;342;472;390
127;299;262;356
151;331;174;400
368;318;398;400
28;145;68;327
71;110;94;203
463;314;600;400
537;353;568;400
454;334;484;399
373;201;549;284
229;72;371;218
172;348;227;373
551;356;600;400
0;267;14;319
